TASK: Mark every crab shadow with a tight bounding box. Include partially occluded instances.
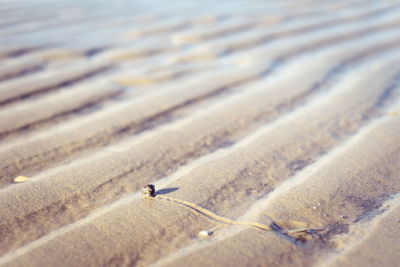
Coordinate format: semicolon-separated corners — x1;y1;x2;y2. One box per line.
156;187;179;195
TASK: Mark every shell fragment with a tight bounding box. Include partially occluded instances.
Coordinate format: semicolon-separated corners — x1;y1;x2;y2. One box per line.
13;176;30;183
198;230;213;238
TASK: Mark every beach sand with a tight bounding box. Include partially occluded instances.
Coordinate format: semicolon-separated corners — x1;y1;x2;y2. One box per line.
0;0;400;266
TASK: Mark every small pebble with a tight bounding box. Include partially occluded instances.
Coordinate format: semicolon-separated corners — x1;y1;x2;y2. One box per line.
198;230;213;238
141;184;156;197
13;176;30;183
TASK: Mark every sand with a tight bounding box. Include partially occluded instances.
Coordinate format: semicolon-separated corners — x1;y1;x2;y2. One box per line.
0;0;400;266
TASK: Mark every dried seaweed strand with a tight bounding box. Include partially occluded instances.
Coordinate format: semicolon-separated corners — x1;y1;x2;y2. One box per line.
141;184;314;234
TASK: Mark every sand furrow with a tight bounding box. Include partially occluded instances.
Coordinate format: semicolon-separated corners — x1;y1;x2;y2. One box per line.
0;60;112;105
25;47;91;62
0;3;141;38
152;105;400;267
0;47;355;253
1;20;396;182
322;194;400;267
192;3;397;56
0;83;122;138
1;52;399;265
93;1;397;79
1;1;400;266
97;16;266;63
167;4;398;64
115;58;400;264
236;9;400;64
122;17;193;40
113;61;215;87
0;17;398;230
97;2;390;65
98;41;178;63
0;57;44;82
131;60;400;266
0;45;45;59
0;65;265;183
170;18;263;45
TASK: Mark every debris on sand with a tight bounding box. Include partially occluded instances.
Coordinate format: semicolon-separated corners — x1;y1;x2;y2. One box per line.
198;230;213;238
13;176;30;183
